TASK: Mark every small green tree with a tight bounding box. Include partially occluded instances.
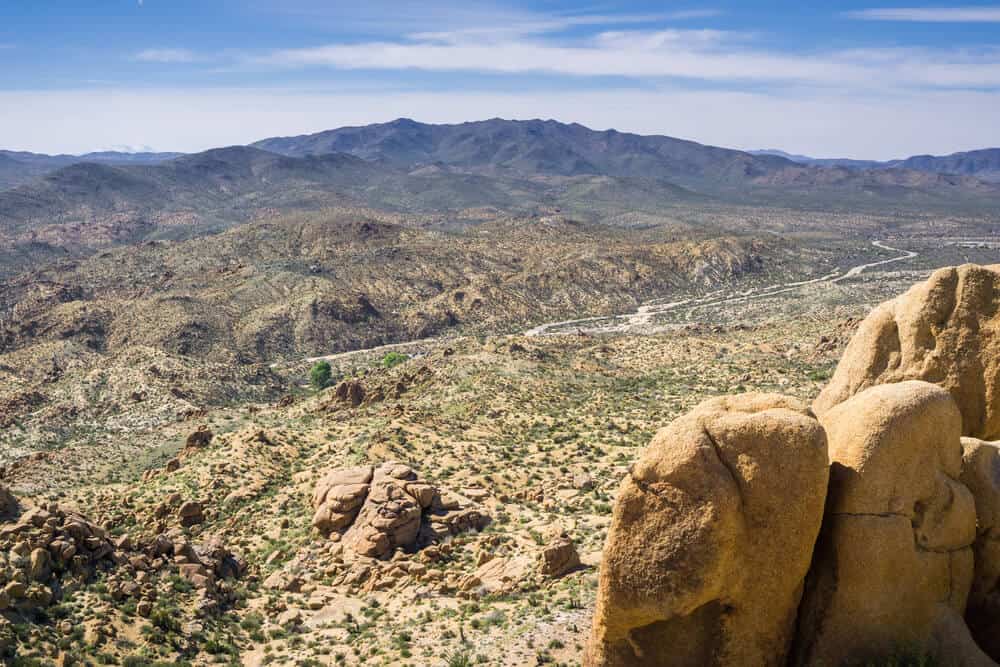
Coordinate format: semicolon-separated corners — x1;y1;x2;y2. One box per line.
381;351;409;369
309;360;332;389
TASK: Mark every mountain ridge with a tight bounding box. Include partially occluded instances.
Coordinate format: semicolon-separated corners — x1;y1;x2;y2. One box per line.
251;118;1000;193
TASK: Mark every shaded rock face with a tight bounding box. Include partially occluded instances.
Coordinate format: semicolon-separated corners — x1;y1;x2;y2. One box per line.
311;462;489;559
794;381;991;666
0;485;18;519
585;394;829;667
184;425;213;449
344;464;424;559
815;264;1000;440
961;437;1000;659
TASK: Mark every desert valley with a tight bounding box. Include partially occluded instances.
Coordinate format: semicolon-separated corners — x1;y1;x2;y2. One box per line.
4;3;1000;665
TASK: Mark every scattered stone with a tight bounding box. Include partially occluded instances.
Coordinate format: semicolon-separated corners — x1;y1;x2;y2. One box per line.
572;472;593;491
0;485;18;519
178;501;205;527
538;533;580;578
332;379;366;407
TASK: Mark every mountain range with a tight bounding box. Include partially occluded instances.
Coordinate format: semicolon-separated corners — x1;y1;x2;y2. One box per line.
0;118;999;279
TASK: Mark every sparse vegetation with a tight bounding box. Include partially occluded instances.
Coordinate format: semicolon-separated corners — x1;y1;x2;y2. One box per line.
310;360;333;390
381;351;409;369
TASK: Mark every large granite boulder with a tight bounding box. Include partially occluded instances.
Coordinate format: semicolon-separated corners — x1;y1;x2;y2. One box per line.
585;394;829;667
815;264;1000;440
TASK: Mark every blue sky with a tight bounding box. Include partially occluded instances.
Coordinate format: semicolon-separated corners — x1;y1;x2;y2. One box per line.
2;1;1000;158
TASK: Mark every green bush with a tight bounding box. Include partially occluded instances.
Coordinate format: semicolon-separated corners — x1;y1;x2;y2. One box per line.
445;653;473;667
309;360;333;389
381;351;409;369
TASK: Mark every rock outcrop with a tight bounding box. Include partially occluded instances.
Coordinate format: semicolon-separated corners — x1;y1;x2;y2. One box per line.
961;437;1000;660
344;464;426;559
794;381;992;666
311;462;490;559
538;532;581;578
0;485;245;623
312;465;373;534
585;394;829;667
814;264;1000;440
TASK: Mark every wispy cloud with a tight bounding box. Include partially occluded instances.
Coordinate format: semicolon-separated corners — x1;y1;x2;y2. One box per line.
252;29;1000;90
846;7;1000;22
134;48;199;63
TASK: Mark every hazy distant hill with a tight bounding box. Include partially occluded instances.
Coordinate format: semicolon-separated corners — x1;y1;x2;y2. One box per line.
750;149;883;170
0;149;183;190
0;146;391;271
0;142;714;276
0;153;50;190
894;148;1000;182
753;147;1000;182
1;119;999;279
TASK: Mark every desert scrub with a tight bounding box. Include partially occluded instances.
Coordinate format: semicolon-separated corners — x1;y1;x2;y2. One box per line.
309;361;333;390
381;351;409;368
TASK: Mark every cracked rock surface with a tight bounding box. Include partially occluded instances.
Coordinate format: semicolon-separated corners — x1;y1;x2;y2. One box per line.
795;381;991;666
961;437;1000;659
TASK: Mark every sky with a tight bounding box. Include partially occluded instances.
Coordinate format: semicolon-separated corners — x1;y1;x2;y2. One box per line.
1;1;1000;158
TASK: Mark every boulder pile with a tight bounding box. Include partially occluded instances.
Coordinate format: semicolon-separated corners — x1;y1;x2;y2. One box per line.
312;462;490;559
586;264;1000;667
0;501;118;611
0;487;244;619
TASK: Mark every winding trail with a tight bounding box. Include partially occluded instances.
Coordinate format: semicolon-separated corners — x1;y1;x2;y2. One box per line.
526;240;917;336
295;240;916;365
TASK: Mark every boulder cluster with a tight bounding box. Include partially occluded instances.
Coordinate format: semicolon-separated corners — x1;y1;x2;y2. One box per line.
586;264;1000;667
0;500;119;613
311;461;490;559
0;486;244;638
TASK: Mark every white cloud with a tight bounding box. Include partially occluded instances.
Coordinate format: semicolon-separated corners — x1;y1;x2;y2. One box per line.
847;7;1000;22
252;30;1000;90
0;86;998;160
408;12;717;42
134;48;199;63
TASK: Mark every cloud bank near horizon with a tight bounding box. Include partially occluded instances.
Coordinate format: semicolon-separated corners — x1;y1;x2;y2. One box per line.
1;86;998;160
